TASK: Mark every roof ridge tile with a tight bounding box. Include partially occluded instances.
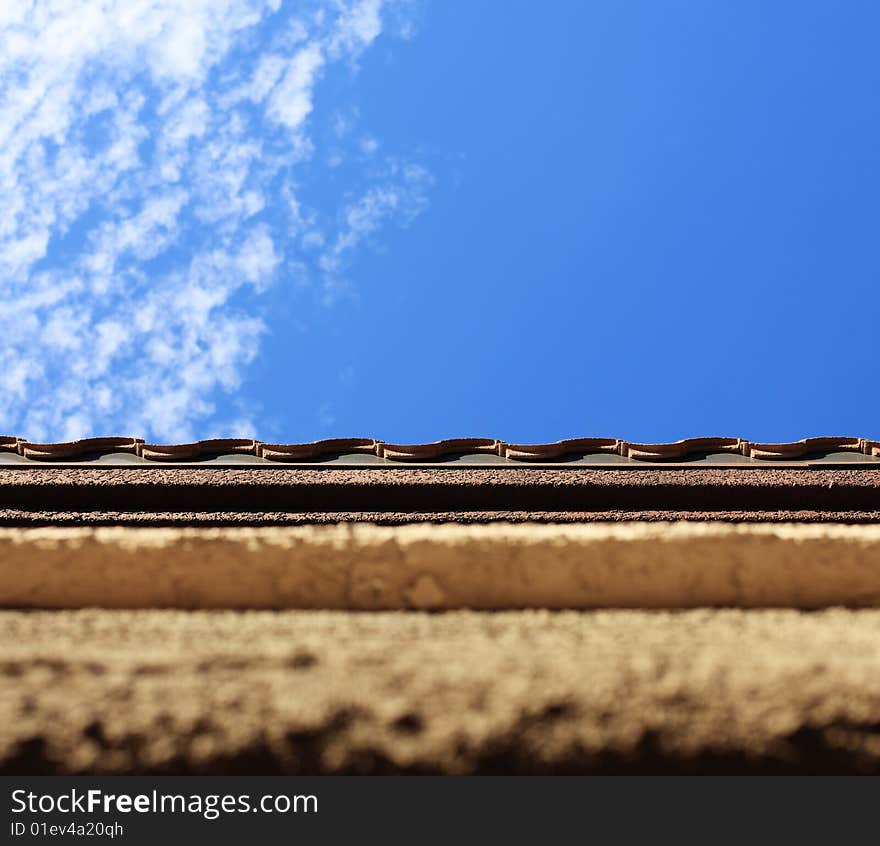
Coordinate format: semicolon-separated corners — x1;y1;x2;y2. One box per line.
1;436;878;463
138;439;258;461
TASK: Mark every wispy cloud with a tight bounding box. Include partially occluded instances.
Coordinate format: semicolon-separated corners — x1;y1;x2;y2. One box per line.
319;160;433;300
0;0;430;441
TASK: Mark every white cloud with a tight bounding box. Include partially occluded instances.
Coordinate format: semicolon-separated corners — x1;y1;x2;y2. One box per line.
319;161;433;300
360;135;380;156
327;0;383;57
266;43;325;130
0;0;430;442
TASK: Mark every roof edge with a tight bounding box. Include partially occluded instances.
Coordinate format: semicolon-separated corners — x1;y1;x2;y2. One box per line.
1;435;879;464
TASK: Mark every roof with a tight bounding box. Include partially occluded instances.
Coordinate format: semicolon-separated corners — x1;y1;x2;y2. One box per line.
2;435;879;465
2;434;878;526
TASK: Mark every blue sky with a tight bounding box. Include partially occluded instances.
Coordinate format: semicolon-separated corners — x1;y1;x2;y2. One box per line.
1;1;878;444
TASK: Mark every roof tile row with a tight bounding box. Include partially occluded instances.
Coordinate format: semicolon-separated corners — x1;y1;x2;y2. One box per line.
1;436;878;463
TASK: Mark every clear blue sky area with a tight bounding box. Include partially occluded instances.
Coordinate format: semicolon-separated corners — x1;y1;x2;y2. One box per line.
259;0;879;444
2;1;877;444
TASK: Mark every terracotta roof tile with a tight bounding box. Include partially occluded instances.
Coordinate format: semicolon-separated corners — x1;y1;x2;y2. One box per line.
505;438;618;461
379;438;500;461
16;437;142;460
139;438;256;461
0;436;879;464
258;438;376;461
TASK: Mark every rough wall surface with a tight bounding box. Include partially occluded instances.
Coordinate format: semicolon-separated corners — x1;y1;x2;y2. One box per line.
2;523;880;609
3;462;877;775
3;608;880;775
1;467;878;526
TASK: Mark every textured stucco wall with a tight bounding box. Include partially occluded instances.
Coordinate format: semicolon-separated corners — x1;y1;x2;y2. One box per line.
3;608;880;774
1;523;879;609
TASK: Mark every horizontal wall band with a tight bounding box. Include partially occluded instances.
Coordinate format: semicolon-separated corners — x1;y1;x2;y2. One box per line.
2;468;879;518
4;509;880;527
2;523;879;610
